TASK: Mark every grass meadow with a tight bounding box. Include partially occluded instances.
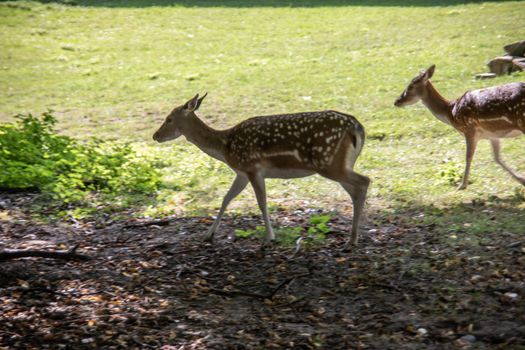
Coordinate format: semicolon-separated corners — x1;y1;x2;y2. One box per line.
1;0;525;240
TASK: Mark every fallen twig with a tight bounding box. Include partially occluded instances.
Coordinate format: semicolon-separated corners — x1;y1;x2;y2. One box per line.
123;218;173;228
274;296;308;308
0;244;91;262
208;287;267;299
267;273;310;299
209;273;310;300
288;236;304;260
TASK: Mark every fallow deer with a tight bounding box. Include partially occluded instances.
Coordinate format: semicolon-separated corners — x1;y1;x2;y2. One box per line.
395;65;525;189
153;94;370;246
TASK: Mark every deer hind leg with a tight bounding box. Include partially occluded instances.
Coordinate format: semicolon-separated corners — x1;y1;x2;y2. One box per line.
205;175;249;241
458;134;479;190
320;166;369;246
490;139;525;186
339;171;370;246
248;172;275;241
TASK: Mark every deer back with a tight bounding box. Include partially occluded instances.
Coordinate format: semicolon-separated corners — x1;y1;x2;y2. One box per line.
224;111;364;172
451;82;525;136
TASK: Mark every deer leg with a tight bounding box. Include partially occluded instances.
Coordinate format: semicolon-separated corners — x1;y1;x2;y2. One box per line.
457;134;479;190
248;173;275;241
320;167;369;246
490;139;525;186
339;171;370;247
204;175;249;241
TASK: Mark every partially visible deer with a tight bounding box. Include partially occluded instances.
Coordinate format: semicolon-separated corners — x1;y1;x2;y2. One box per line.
153;94;369;246
395;65;525;189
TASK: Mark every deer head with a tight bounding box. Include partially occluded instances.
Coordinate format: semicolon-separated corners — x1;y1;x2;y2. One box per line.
394;65;435;107
153;93;207;143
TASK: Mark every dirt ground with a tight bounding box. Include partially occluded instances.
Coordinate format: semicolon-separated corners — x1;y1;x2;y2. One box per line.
1;194;524;349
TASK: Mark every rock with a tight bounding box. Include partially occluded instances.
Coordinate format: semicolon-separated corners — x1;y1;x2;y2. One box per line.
512;57;525;70
460;334;476;343
504;40;525;57
487;56;515;75
469;274;484;282
475;73;496;79
473;320;525;342
504;292;518;299
502;292;519;303
417;328;428;336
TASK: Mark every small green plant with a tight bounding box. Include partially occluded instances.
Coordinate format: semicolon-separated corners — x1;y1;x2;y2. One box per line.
234;225;303;246
234;215;333;246
234;226;265;238
275;226;304;246
304;213;332;243
308;214;332;235
0;112;160;211
437;162;463;186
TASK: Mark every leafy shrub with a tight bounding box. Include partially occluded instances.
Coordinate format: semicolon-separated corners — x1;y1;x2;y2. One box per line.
0;112;160;204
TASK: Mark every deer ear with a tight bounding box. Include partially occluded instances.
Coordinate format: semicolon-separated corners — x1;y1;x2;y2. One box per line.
425;64;436;79
183;94;200;111
195;92;208;111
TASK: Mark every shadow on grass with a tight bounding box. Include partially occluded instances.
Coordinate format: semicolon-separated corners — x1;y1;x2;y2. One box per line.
381;192;525;241
27;0;516;8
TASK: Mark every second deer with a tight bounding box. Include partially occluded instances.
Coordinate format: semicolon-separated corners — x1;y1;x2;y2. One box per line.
395;65;525;189
153;93;370;246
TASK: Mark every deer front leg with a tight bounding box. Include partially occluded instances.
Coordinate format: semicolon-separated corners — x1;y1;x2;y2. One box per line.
457;134;478;190
204;175;249;241
490;139;525;186
248;173;275;241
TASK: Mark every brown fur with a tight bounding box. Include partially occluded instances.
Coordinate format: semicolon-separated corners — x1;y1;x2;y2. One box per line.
153;94;369;246
395;65;525;189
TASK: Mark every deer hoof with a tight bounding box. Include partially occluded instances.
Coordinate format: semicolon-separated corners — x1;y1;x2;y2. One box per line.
261;238;276;249
202;232;215;243
341;243;354;253
342;238;358;252
456;183;468;191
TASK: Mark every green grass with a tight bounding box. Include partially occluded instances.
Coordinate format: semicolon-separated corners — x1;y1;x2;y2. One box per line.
1;0;525;235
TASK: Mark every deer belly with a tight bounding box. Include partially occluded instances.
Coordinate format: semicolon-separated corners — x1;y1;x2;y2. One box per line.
477;128;523;139
258;152;317;178
262;168;316;179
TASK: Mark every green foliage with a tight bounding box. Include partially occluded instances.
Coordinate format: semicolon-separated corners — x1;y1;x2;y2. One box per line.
304;214;332;243
437;161;463;186
233;214;333;246
0;1;524;235
0;112;160;206
308;214;332;235
234;226;263;238
234;225;305;246
275;226;304;246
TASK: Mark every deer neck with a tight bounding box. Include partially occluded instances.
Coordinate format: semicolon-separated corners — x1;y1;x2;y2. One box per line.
181;114;227;162
420;81;453;125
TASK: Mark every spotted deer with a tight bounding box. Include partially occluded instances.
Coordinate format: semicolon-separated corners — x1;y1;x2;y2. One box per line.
153;94;370;246
395;65;525;189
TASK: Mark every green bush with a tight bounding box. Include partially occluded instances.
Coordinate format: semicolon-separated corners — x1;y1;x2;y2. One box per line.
0;112;160;204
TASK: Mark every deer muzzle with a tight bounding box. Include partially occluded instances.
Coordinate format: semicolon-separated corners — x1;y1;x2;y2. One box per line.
394;96;403;107
152;131;165;142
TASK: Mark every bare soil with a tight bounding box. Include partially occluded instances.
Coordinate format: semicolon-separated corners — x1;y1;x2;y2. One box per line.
1;194;524;349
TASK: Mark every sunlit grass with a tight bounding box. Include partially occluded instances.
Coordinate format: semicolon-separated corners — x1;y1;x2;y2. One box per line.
1;0;524;235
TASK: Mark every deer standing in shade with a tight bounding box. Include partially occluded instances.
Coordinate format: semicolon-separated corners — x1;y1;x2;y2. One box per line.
153;94;370;246
395;65;525;189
